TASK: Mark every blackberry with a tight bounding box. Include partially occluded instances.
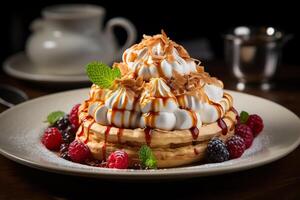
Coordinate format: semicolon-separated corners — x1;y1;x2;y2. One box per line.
85;159;105;167
59;143;70;160
60;151;71;160
206;138;229;163
62;125;76;143
59;143;69;153
62;133;75;144
54;115;70;131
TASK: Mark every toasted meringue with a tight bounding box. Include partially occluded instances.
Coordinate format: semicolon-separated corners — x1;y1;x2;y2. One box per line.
76;31;237;168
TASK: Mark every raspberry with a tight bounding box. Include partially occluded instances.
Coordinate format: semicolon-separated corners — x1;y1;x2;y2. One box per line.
246;114;264;137
107;150;129;169
68;140;91;163
42;127;62;150
226;135;246;159
235;124;254;148
69;104;81;129
206;138;229;163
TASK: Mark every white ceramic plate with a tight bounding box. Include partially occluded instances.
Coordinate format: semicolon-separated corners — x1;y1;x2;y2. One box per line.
0;89;299;179
3;53;89;84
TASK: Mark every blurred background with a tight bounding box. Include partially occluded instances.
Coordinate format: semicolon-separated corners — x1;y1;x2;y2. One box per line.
1;0;298;64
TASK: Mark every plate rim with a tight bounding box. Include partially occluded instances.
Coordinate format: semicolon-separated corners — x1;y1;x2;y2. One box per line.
0;88;300;179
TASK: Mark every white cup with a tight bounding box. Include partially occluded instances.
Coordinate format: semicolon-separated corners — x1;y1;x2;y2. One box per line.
26;4;137;75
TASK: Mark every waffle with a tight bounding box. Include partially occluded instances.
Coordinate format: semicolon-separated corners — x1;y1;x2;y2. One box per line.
76;109;237;168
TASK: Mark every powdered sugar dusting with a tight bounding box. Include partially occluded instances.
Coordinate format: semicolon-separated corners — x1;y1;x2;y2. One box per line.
1;88;299;178
12;125;270;171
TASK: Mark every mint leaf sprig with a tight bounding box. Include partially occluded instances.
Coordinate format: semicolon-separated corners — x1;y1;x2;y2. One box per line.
86;61;121;89
46;111;65;125
139;145;157;169
240;111;249;124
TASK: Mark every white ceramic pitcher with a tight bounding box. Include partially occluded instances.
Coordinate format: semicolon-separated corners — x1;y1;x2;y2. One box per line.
26;4;137;75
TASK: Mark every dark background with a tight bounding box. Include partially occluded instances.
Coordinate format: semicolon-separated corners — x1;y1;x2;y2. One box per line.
1;0;299;65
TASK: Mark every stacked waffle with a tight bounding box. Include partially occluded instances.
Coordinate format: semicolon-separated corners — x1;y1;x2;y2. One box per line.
76;31;237;168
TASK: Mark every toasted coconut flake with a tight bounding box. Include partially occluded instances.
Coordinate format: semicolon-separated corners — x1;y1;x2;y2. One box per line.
168;68;224;97
129;31;192;65
115;76;145;98
167;54;175;63
193;58;202;65
128;52;137;62
120;32;224;94
196;66;205;73
173;70;187;86
113;62;129;76
175;45;190;59
161;29;168;38
165;42;174;55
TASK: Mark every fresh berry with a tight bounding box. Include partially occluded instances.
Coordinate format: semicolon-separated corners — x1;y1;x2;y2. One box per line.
54;115;70;131
226;135;246;159
60;151;71;160
59;143;69;154
107;150;129;169
69;104;81;129
62;125;76;144
59;144;71;160
42;127;62;150
68;140;91;163
235;124;254;148
86;159;106;167
246;114;264;136
206;138;230;163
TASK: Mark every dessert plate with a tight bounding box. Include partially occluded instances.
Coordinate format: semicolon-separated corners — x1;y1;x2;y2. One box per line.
3;52;89;84
0;88;299;179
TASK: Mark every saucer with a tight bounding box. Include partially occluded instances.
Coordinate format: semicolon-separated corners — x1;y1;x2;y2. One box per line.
3;52;89;84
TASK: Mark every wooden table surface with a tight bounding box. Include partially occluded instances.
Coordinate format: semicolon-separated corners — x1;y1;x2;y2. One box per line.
0;62;300;200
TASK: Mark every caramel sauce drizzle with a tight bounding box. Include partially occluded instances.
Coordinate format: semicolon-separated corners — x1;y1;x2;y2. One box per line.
111;110;117;127
110;109;137;128
155;62;166;79
177;95;186;108
217;118;228;135
78;115;93;137
84;119;95;144
223;92;233;108
144;127;153;146
194;148;200;155
190;127;200;140
210;101;223;118
145;111;158;128
150;97;171;112
143;112;157;146
189;110;200;140
102;126;112;161
112;89;122;109
224;117;235;131
230;107;238;116
117;128;124;144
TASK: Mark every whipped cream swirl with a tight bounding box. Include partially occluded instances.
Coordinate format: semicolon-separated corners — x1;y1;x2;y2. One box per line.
83;32;234;131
